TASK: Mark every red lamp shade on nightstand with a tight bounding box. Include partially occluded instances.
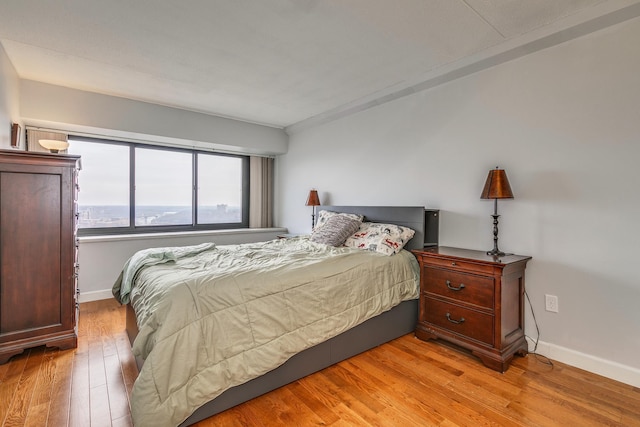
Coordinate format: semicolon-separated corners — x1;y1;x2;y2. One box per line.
480;167;514;257
481;168;514;200
305;189;321;229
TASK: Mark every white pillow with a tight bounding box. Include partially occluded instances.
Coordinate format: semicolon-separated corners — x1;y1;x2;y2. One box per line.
344;222;415;255
314;210;364;232
310;215;362;247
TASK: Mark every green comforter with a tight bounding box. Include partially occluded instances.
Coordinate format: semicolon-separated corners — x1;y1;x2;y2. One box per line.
115;237;419;427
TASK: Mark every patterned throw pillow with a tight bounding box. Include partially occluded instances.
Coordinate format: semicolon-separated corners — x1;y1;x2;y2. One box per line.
310;215;362;247
314;210;364;232
344;222;416;255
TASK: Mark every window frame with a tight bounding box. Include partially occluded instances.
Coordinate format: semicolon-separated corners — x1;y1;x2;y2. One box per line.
72;136;250;236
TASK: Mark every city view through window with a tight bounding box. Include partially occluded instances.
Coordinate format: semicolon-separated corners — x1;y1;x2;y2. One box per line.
76;204;241;228
69;139;244;230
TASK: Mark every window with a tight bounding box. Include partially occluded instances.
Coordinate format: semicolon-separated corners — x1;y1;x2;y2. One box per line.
68;137;249;235
68;139;130;228
197;153;243;224
135;147;192;226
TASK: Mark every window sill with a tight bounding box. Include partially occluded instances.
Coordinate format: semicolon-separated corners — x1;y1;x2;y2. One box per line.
78;227;288;244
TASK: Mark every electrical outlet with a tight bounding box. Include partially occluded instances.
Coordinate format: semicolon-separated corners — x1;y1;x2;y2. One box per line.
545;294;559;313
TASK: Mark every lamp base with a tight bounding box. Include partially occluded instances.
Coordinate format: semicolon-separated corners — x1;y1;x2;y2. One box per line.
486;249;511;257
487;212;511;258
486;249;504;257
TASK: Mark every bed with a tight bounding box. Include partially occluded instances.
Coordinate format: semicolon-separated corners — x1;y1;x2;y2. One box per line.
118;206;426;426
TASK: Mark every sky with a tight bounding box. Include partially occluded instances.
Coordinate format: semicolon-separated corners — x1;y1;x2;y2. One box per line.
68;139;242;206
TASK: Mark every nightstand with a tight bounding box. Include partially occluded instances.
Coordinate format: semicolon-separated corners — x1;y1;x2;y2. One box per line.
412;246;531;372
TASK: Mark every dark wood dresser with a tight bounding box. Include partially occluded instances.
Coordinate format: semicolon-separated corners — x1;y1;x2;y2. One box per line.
412;246;531;372
0;150;80;364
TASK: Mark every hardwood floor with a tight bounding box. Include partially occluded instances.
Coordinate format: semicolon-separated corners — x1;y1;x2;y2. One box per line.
1;299;639;426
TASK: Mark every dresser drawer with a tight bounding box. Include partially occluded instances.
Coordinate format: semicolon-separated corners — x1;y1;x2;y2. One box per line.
423;267;494;310
423;256;495;275
422;297;494;346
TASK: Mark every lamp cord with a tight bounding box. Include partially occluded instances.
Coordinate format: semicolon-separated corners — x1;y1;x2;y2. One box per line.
524;288;554;367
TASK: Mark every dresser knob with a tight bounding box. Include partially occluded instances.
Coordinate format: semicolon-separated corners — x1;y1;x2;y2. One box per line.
446;313;466;325
451;262;457;266
446;280;466;291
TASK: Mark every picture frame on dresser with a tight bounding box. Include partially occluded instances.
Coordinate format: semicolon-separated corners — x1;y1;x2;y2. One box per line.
10;123;20;147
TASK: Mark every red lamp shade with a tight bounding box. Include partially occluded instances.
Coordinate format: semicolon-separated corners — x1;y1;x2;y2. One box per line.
305;189;320;206
480;168;514;200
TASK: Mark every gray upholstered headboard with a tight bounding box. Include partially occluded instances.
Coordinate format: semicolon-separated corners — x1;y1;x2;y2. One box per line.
319;206;425;252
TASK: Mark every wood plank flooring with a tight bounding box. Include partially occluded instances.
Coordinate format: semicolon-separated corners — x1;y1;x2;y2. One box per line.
1;298;639;426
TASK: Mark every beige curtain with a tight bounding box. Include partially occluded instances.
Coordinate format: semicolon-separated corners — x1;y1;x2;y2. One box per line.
249;156;274;228
26;129;68;153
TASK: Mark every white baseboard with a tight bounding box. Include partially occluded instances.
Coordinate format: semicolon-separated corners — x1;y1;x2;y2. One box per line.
534;339;640;388
79;289;114;303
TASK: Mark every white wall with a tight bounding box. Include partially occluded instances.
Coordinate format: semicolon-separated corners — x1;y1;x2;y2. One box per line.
20;80;288;155
0;43;21;149
278;17;640;384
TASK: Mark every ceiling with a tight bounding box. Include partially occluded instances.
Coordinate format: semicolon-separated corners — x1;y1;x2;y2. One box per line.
1;1;639;132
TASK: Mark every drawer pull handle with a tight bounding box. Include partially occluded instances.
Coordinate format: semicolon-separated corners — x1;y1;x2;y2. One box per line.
451;262;457;266
446;313;465;324
446;280;465;291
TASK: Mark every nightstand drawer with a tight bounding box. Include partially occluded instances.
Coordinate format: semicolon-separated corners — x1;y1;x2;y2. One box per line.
422;298;494;346
423;267;494;310
423;257;495;275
